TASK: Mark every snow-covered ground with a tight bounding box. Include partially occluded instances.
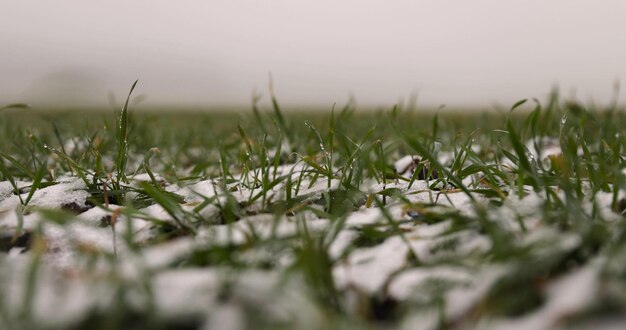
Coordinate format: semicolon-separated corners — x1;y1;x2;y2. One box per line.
1;149;625;330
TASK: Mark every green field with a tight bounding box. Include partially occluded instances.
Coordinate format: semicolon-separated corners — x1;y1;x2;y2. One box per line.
1;91;626;329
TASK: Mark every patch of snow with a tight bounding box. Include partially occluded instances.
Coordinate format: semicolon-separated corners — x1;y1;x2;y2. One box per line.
395;155;419;177
141;237;196;270
406;220;453;239
153;268;220;317
203;303;244;330
0;177;90;213
490;258;601;330
0;180;29;201
294;177;340;198
0;211;45;232
40;222;119;269
334;236;410;293
139;203;176;222
444;266;508;320
400;308;441;330
176;179;219;203
130;172;164;184
593;190;626;222
345;207;384;227
0;258;115;329
328;230;358;259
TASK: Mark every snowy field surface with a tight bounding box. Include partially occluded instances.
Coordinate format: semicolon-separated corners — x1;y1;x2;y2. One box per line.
1;105;626;329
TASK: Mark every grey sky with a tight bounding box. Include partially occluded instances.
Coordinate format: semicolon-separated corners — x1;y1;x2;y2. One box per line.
1;1;625;109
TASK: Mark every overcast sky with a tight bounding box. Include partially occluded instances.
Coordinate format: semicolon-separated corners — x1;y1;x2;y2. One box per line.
1;1;625;109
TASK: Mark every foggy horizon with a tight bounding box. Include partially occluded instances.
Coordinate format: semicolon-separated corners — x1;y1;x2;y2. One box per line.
1;1;625;110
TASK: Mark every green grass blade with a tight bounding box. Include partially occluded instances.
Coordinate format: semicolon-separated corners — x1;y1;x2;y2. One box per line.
116;79;139;185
